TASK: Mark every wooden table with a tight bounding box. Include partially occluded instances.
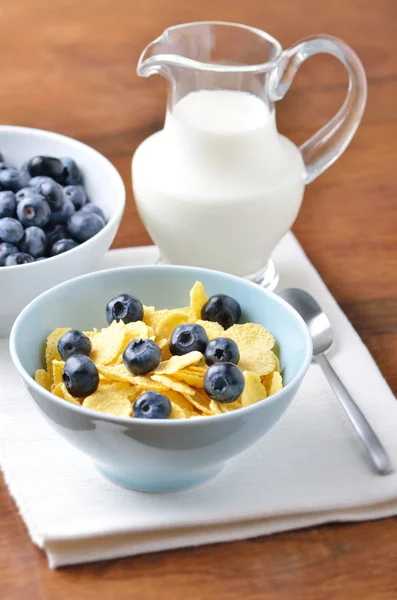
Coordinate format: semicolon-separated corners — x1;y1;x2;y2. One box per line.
1;1;396;598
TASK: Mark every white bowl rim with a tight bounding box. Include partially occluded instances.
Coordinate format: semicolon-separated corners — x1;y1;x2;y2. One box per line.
0;125;125;272
9;264;313;427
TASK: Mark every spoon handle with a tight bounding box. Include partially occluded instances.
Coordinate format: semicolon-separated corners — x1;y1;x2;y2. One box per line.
315;353;393;475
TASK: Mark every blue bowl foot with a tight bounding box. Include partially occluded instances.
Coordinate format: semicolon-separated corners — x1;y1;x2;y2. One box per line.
94;463;224;493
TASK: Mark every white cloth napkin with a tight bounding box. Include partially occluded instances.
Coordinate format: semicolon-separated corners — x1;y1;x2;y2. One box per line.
1;233;397;569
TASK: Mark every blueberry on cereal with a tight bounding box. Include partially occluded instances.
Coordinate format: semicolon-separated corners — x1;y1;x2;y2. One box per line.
62;355;99;398
106;293;143;325
204;362;245;403
133;391;172;419
201;294;241;329
204;337;240;366
58;330;92;361
123;339;162;375
169;323;208;356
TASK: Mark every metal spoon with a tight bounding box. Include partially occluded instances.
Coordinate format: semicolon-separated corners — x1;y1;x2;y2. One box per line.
279;288;392;475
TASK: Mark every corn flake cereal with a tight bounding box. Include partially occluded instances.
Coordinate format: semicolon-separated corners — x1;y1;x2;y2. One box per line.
217;399;243;413
266;371;283;397
52;360;65;388
196;319;224;340
52;382;81;406
143;308;191;339
190;281;207;320
241;371;267;407
172;369;205;388
83;382;135;417
34;369;52;391
97;365;168;392
222;323;276;375
151;374;196;397
186;390;214;415
45;327;70;372
35;280;283;420
163;390;197;414
124;321;153;344
170;404;188;419
90;321;128;366
155;351;203;375
209;400;223;415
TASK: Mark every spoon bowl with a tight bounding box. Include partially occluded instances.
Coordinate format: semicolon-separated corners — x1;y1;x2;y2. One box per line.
278;289;333;354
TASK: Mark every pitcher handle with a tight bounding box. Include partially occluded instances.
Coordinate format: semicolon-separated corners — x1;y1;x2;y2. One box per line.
269;35;367;184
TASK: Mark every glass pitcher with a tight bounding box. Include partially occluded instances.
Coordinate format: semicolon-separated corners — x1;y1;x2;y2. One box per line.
132;22;366;288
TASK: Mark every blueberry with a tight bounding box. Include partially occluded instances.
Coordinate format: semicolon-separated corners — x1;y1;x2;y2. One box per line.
16;187;37;203
5;252;34;266
27;156;64;182
50;238;78;256
58;330;92;361
80;203;105;220
19;226;47;258
201;295;242;329
0;191;17;218
49;199;75;224
17;193;51;227
29;175;55;189
67;211;105;242
0;162;7;171
133;391;172;419
19;160;30;180
62;354;99;398
0;217;24;244
105;293;143;325
44;223;67;246
0;242;18;266
64;185;87;210
19;167;31;188
0;167;26;192
204;362;245;403
123;339;162;375
169;323;208;356
34;179;65;211
204;337;240;366
60;157;82;185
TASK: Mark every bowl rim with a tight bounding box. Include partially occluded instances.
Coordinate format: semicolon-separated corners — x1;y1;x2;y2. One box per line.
0;125;125;272
9;264;313;427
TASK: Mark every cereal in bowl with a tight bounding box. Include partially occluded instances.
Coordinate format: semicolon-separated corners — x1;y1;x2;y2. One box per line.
35;282;283;419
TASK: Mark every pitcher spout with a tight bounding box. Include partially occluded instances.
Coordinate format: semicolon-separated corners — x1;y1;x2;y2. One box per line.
137;33;184;80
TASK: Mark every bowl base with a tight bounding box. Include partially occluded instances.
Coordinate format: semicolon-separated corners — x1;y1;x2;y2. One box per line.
94;463;224;493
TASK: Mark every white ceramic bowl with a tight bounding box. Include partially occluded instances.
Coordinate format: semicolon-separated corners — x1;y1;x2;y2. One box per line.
0;126;125;336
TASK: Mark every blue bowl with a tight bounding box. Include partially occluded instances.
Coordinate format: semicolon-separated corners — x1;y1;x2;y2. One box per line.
10;265;312;492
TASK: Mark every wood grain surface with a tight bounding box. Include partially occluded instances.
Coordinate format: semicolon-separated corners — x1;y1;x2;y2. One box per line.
1;1;396;598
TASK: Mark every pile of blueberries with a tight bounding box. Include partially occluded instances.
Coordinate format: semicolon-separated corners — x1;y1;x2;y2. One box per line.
0;154;106;267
